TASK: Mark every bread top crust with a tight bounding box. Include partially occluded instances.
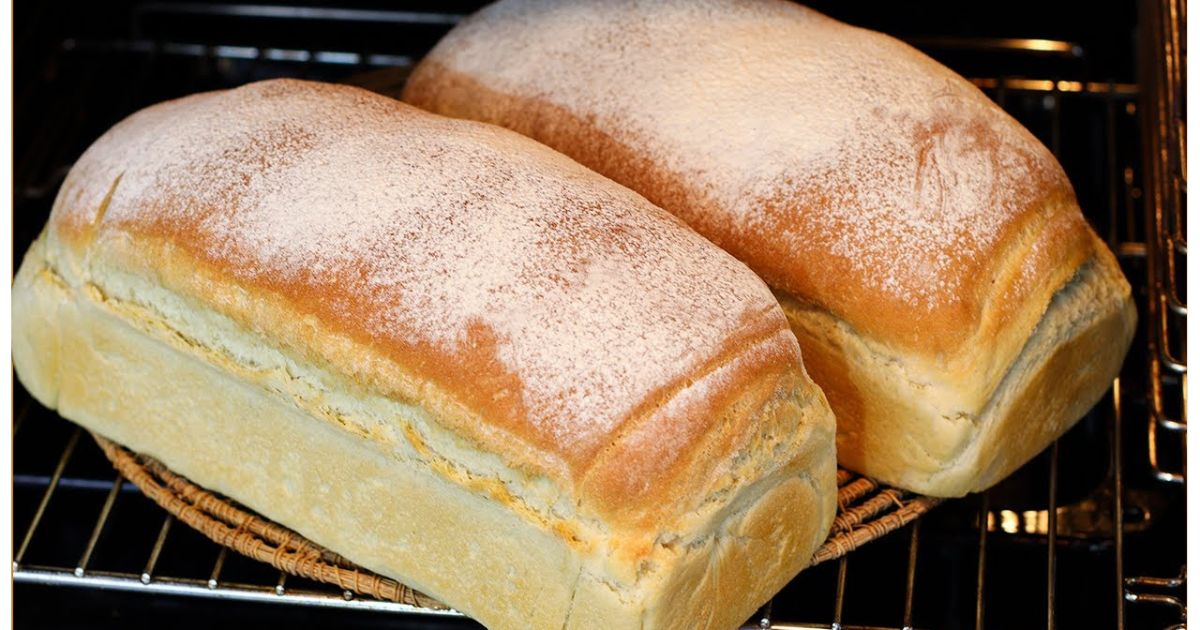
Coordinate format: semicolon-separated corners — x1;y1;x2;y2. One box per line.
47;79;812;531
404;0;1101;362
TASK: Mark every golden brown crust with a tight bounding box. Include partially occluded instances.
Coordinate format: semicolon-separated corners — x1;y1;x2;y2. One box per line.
581;326;803;533
404;62;1095;364
402;7;1091;362
40;78;834;548
402;0;1136;492
403;60;1102;407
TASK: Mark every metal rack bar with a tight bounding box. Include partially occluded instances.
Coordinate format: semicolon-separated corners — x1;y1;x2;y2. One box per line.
1148;395;1186;483
1123;564;1190;619
50;36;1147;98
975;492;989;630
14;427;82;569
1127;572;1187;589
755;625;929;630
1050;83;1063;155
1106;93;1121;247
1156;408;1185;432
14;568;462;616
1122;170;1141;251
141;515;174;584
1044;84;1062;630
13;398;32;437
275;572;288;596
902;36;1083;57
76;475;124;577
1164;241;1186;312
208;547;229;590
968;79;1139;94
1111;379;1126;630
13;475;140;492
134;3;465;26
1156;301;1186;372
757;600;773;629
61;39;418;70
832;557;848;630
1045;441;1059;630
901;522;920;630
1124;591;1186;611
1124;566;1188;626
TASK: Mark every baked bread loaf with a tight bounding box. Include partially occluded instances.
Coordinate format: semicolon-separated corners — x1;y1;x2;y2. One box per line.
403;0;1138;497
11;79;837;630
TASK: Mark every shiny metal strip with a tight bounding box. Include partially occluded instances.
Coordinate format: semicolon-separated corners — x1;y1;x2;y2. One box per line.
901;522;921;630
75;475;124;577
13;567;463;616
1111;380;1126;630
975;492;989;630
832;557;849;630
1046;442;1060;630
141;516;174;584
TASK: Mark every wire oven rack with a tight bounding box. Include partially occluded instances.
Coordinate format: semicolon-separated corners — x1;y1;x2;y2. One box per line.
11;3;1187;629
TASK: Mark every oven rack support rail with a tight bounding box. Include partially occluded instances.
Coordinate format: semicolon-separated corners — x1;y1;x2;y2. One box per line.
1125;0;1187;625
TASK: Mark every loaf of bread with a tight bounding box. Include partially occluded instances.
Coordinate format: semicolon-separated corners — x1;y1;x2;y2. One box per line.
403;0;1138;497
12;79;838;630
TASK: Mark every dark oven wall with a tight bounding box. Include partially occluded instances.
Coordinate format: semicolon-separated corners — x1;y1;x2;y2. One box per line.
12;2;1185;630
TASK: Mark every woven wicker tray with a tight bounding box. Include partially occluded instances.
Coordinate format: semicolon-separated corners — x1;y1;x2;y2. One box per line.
94;433;940;609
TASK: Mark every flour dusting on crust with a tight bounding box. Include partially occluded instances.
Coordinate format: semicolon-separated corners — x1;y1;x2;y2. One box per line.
414;0;1074;317
54;79;789;455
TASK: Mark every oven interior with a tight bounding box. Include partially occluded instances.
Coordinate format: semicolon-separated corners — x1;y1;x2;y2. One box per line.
12;1;1187;628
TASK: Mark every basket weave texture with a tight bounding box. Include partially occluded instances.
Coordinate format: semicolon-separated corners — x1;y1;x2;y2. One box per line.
95;433;940;608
